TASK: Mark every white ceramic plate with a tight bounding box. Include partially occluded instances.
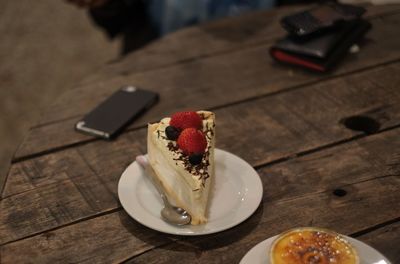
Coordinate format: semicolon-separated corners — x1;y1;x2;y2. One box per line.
118;148;263;235
240;235;392;264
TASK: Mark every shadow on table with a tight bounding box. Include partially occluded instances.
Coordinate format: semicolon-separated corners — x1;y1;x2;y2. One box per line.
119;202;264;261
178;203;264;247
118;211;172;246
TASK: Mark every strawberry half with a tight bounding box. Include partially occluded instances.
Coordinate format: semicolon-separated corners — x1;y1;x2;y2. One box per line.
170;111;202;130
177;128;207;155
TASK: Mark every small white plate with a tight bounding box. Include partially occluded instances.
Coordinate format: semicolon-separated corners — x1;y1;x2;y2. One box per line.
240;235;392;264
118;148;263;235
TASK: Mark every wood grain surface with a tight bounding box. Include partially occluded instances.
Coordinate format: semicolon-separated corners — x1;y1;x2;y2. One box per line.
357;222;400;263
2;128;399;263
79;3;400;85
1;4;400;263
2;61;400;245
12;7;400;162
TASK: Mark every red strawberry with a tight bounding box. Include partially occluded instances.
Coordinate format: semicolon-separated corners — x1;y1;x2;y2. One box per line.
170;111;202;130
177;128;207;155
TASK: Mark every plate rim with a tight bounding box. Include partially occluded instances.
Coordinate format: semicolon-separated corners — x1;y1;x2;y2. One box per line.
118;148;263;236
239;234;392;264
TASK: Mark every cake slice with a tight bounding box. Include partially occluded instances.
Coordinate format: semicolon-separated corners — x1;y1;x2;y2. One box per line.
147;111;215;225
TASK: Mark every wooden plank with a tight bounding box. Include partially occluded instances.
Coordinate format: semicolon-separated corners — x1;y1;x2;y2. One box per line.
12;10;400;161
0;149;118;245
32;9;400;126
79;4;400;85
120;130;400;263
78;4;308;85
256;128;400;203
73;63;400;197
28;5;400;128
0;212;171;264
357;221;400;263
2;128;399;263
32;4;309;127
2;62;400;246
128;175;399;264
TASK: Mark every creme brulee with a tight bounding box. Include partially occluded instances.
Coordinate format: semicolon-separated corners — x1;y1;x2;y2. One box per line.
270;227;359;264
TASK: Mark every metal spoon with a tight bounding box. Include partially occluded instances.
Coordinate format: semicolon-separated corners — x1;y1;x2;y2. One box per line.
136;155;192;226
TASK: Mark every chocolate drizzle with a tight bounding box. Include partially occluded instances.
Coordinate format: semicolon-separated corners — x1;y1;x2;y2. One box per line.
167;142;179;152
157;129;168;140
171;143;211;188
204;122;215;141
161;114;214;188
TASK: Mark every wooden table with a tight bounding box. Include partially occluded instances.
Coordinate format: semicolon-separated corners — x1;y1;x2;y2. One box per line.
1;4;400;263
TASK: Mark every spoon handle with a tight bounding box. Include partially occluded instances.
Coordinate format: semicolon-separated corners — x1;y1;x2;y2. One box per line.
135;155;172;206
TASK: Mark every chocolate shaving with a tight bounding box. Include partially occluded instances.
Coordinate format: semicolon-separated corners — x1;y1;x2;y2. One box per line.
162;115;214;187
167;142;179;152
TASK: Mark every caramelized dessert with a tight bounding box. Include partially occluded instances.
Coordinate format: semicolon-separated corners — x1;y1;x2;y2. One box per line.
270;227;359;264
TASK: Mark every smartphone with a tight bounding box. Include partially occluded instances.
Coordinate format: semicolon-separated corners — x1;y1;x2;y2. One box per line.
281;3;366;37
75;86;158;139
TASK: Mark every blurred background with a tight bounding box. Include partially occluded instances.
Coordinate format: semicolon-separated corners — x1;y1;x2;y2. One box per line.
0;1;120;178
0;0;317;181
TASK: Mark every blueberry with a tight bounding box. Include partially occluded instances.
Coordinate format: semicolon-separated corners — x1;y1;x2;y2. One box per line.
189;153;203;165
165;126;180;140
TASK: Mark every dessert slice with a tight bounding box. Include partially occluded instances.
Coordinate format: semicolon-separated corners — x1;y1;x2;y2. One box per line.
147;111;215;225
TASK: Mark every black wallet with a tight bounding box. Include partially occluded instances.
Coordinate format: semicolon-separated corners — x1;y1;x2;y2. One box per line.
270;19;371;72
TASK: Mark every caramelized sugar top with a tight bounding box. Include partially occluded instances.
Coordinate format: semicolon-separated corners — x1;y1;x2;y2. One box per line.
271;229;358;264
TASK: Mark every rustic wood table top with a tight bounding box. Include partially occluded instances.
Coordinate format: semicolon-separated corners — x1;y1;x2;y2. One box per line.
1;4;400;263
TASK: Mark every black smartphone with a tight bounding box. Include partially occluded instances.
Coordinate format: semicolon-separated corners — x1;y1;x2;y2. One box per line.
75;86;158;139
281;3;366;37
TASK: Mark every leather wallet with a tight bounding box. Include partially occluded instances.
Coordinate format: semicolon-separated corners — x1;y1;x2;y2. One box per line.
270;19;371;72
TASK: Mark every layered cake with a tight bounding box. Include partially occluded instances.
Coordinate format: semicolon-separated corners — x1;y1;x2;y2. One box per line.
147;111;215;225
270;227;359;264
